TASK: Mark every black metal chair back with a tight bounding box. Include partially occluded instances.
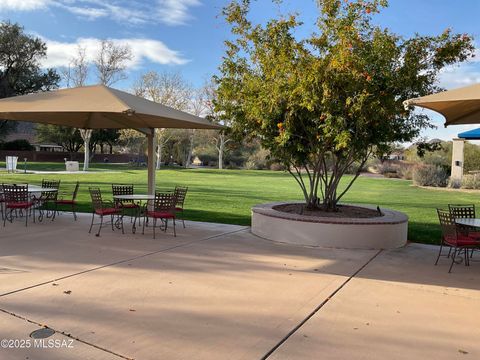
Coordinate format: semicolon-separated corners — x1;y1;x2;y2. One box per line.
437;209;457;242
174;186;188;208
41;179;60;201
89;187;104;211
112;184;135;207
3;184;29;204
153;192;176;213
72;182;80;201
449;204;476;219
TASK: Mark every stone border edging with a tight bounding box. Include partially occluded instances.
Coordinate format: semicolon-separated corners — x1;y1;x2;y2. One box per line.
251;201;408;225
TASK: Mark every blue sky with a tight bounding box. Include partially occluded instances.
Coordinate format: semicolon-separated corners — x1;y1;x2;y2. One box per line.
1;0;480;142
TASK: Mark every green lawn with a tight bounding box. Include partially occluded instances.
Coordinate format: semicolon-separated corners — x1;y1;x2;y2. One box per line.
1;164;477;245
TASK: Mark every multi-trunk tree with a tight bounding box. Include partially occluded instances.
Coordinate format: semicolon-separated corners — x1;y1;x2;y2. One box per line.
215;0;474;210
62;41;132;170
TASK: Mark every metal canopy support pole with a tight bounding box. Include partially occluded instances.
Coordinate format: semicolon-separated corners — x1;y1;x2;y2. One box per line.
147;128;156;195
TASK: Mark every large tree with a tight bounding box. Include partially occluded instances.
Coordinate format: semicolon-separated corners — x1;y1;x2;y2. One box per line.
133;71;193;169
36;125;83;152
0;21;60;139
63;42;132;170
216;0;474;210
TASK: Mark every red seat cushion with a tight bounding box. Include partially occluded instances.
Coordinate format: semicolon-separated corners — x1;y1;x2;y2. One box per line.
175;207;183;211
119;203;139;209
467;231;480;239
95;208;121;216
445;234;480;247
56;200;76;205
6;201;34;209
146;211;175;219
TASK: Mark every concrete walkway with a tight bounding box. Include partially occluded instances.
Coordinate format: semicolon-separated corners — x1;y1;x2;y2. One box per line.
0;214;479;359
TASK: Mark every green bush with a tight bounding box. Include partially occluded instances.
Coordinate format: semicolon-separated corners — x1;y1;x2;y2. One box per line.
413;165;449;187
0;139;34;151
461;174;480;189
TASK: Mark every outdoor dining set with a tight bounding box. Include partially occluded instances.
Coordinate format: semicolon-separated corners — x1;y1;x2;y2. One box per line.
437;204;480;272
0;181;188;239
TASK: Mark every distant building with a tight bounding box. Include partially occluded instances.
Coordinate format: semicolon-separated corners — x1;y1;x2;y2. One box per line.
384;151;405;161
31;143;63;152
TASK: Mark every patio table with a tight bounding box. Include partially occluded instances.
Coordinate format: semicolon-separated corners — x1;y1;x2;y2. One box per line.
0;185;57;194
455;218;480;228
113;194;155;234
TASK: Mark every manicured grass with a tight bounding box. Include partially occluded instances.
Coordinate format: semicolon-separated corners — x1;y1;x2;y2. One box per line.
1;165;477;244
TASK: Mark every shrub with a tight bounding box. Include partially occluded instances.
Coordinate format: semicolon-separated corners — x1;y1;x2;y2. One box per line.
461;174;480;189
0;139;34;151
412;165;449;187
244;148;270;170
397;163;414;180
269;162;284;171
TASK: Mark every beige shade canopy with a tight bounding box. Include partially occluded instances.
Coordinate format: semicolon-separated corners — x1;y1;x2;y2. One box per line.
405;83;480;126
0;85;221;195
0;84;221;130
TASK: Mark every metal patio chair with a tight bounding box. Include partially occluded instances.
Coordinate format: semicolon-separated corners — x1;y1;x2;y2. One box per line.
36;179;60;221
2;183;36;227
143;192;177;239
55;181;80;220
436;209;480;272
88;187;124;237
448;204;479;258
174;186;188;228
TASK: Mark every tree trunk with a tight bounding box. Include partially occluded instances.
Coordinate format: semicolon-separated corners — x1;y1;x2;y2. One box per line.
79;129;92;171
156;144;162;170
185;130;195;168
218;135;225;170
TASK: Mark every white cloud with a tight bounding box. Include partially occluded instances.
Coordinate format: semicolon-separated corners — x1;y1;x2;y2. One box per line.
0;0;202;26
57;4;108;20
42;37;188;69
0;0;51;11
156;0;202;25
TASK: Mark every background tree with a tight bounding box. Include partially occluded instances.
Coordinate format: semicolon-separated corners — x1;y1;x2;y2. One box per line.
204;80;232;169
95;40;133;86
185;86;209;167
118;129;146;164
36;125;83;153
216;0;474;210
61;46;88;88
0;21;60;139
133;71;193;169
63;41;132;170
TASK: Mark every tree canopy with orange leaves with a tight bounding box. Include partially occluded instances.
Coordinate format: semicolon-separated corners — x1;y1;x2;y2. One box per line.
215;0;474;210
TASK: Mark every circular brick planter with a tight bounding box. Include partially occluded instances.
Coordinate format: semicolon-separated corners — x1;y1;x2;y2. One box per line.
251;202;408;249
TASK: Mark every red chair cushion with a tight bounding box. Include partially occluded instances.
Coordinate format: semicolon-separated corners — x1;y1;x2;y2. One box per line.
6;201;34;209
56;200;76;205
119;203;139;209
445;234;480;247
467;231;480;239
175;207;183;211
146;211;175;219
95;208;121;216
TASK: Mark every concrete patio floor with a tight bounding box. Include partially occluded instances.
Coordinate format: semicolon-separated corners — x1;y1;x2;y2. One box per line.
0;214;479;359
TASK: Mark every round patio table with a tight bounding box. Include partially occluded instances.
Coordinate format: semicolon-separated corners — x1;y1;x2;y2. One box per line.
113;194;155;234
455;218;480;228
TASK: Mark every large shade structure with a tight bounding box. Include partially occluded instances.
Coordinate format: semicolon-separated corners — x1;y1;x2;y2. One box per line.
0;85;221;194
404;83;480;126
